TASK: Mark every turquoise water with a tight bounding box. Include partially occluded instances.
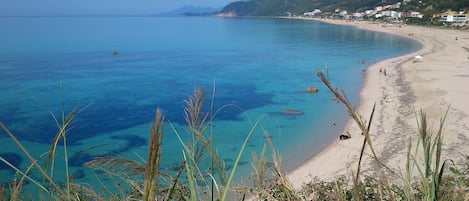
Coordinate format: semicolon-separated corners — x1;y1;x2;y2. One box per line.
0;16;420;188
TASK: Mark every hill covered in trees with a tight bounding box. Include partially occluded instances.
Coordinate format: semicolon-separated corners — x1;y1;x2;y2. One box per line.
218;0;469;16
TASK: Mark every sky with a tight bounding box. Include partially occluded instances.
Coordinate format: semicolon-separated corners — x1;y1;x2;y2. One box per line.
0;0;235;16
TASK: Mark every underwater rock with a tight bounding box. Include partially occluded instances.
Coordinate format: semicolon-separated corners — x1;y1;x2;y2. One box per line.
69;153;95;167
72;169;86;180
280;109;304;115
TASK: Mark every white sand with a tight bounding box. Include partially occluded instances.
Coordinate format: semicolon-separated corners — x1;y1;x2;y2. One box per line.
287;18;469;188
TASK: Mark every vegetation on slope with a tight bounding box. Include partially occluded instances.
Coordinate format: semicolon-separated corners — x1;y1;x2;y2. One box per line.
219;0;469;16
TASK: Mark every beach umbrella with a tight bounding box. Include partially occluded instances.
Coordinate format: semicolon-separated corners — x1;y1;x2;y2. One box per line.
413;55;423;63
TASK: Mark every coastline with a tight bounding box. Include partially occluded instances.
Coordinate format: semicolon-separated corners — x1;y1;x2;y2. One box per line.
287;18;469;188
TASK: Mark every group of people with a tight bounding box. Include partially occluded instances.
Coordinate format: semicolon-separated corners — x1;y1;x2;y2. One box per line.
379;68;387;76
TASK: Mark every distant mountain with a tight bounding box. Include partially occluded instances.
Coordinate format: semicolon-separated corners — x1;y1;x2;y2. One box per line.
156;6;221;16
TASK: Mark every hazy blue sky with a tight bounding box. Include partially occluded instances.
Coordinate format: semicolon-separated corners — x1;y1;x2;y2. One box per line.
0;0;234;16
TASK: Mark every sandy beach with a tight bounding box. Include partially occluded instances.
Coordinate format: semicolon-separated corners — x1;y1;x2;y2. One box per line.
288;18;469;188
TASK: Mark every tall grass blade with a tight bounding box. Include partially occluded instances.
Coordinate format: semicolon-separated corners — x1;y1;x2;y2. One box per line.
209;81;216;201
164;166;184;201
251;145;267;199
262;130;299;200
44;107;77;171
183;151;197;201
169;121;213;195
431;107;449;200
317;71;380;159
143;108;165;201
183;87;230;187
0;157;49;194
170;121;214;198
221;115;264;201
0;122;64;196
356;103;376;183
43;102;92;200
317;71;395;177
8;162;35;201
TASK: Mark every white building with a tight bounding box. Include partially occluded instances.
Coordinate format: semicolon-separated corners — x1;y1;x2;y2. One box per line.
352;12;364;18
365;10;375;16
303;9;321;16
442;10;467;22
391;2;402;9
382;10;400;18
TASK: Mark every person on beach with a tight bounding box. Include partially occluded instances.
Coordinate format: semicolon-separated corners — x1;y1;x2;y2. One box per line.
339;131;351;140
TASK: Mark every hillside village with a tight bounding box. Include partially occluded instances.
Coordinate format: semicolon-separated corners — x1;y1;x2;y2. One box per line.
302;0;468;27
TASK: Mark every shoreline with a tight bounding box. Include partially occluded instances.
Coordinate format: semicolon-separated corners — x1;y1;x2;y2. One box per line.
287;18;469;188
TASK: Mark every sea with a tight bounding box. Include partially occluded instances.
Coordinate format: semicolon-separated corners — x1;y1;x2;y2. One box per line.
0;16;421;192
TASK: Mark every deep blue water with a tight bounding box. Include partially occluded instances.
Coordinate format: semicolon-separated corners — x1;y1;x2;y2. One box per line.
0;16;420;187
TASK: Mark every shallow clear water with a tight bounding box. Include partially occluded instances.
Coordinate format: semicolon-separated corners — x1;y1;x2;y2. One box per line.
0;16;420;187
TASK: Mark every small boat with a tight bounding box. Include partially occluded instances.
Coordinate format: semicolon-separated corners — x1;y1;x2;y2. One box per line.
305;86;318;93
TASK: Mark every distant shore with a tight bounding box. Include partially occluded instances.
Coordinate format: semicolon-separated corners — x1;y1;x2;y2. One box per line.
287;17;469;188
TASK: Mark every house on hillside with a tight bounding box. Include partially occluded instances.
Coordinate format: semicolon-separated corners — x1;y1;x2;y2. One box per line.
320;12;332;18
402;11;423;18
303;9;321;17
375;6;383;12
391;2;402;9
352;12;364;19
381;10;400;18
442;10;467;23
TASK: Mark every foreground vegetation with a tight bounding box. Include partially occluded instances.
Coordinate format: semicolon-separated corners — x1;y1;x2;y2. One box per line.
1;71;468;200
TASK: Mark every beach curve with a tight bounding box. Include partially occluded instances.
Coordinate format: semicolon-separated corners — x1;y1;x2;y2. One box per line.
287;18;469;188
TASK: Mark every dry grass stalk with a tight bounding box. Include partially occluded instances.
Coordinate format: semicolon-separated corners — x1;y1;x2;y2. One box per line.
263;131;300;200
184;88;209;135
403;136;418;200
43;102;92;200
250;145;268;199
378;172;397;201
10;162;35;201
143;108;165;201
84;155;146;199
413;109;449;200
0;122;64;196
85;156;145;178
183;87;227;185
44;107;80;200
317;70;392;181
183;87;209;166
44;107;77;170
70;183;106;201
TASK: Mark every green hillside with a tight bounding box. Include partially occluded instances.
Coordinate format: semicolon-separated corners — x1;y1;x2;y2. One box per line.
219;0;469;16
